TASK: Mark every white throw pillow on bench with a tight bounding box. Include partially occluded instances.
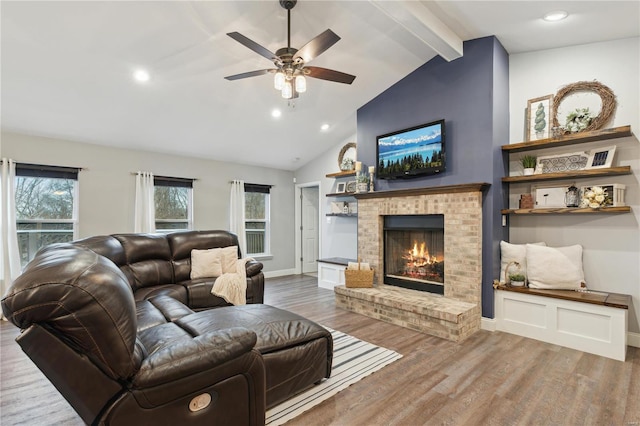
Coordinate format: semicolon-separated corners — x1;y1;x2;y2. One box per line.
526;243;585;290
499;241;546;284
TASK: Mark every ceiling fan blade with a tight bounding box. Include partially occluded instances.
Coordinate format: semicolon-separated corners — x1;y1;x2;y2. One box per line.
224;69;276;81
227;32;279;62
305;66;356;84
293;29;341;63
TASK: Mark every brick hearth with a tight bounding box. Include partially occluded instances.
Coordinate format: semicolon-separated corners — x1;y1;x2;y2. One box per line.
335;183;488;342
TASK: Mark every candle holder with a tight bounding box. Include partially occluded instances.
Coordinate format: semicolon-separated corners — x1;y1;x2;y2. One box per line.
369;172;374;192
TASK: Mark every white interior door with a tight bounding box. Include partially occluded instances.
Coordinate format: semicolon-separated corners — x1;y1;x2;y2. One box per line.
301;186;319;274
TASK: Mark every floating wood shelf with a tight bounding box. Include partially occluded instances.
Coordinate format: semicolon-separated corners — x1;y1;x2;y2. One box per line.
326;213;357;217
501;125;633;153
326;192;357;197
502;166;632;183
501;206;631;215
325;170;356;178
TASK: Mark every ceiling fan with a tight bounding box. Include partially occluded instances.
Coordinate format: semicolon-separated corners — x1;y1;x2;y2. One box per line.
224;0;356;99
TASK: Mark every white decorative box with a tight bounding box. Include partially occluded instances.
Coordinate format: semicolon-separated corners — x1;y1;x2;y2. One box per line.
581;183;626;207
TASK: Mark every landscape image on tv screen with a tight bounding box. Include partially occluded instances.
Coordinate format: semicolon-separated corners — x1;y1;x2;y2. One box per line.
377;119;445;179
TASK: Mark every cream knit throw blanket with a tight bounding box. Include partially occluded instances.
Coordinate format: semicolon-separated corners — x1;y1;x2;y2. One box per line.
211;257;254;305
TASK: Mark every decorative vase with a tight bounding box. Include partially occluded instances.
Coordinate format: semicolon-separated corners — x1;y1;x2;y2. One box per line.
356;183;368;193
523;168;535;176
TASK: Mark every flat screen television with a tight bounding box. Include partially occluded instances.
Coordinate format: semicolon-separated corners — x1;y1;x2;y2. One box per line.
376;119;445;179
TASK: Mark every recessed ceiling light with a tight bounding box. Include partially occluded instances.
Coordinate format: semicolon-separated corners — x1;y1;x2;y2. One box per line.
320;123;330;131
543;11;568;22
133;69;150;82
271;109;282;118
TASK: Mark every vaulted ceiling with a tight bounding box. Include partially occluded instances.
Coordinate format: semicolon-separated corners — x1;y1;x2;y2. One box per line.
2;1;638;170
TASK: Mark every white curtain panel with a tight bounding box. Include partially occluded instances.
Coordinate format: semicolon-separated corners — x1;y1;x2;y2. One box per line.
229;180;247;257
134;171;155;233
1;158;21;307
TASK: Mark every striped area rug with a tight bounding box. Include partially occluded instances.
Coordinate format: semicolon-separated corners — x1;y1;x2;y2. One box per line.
265;328;403;425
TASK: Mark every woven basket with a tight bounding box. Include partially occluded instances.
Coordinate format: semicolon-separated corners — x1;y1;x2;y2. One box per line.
345;262;374;288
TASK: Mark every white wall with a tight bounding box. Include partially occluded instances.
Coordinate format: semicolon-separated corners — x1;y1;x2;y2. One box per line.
294;133;358;260
2;132;296;274
509;37;640;333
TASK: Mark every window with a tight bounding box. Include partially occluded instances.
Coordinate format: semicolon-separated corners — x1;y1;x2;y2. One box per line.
244;183;271;256
154;176;193;233
15;164;79;267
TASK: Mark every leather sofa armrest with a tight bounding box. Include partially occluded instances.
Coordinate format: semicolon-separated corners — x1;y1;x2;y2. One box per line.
246;260;263;277
133;327;257;389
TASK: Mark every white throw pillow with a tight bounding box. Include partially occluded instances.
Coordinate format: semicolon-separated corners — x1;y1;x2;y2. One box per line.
526;244;585;290
190;249;223;279
220;246;239;274
499;241;546;284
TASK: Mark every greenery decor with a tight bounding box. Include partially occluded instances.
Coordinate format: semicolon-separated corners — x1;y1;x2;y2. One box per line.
534;103;546;134
356;172;369;184
565;108;593;133
520;155;537;169
552;80;617;133
508;273;525;282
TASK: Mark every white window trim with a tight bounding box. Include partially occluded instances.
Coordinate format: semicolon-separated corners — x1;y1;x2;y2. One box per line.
245;192;271;257
154;185;193;233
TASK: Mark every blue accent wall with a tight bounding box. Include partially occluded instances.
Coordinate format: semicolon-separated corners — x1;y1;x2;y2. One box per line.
356;36;509;318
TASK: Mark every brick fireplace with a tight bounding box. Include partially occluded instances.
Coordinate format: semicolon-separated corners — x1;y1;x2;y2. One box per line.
334;183;489;342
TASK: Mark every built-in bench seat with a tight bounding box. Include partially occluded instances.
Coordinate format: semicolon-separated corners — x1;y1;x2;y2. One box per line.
334;284;480;342
494;284;631;361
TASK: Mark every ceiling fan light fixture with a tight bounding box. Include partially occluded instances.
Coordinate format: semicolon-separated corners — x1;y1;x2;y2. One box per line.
282;81;293;99
295;75;306;93
224;0;355;101
274;71;285;90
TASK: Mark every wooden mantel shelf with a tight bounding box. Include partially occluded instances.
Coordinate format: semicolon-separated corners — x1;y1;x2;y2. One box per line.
353;182;490;200
502;206;631;214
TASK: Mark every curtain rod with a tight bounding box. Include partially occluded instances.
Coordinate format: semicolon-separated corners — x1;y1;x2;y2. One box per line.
1;160;86;171
131;172;197;181
229;180;274;187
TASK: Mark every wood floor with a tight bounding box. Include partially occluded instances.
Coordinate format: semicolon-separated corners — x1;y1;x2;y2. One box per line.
2;274;639;425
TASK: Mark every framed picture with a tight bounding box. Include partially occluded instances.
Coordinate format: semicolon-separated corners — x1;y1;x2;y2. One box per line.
536;151;589;173
532;183;572;208
585;145;616;169
526;94;553;141
336;182;346;193
346;181;357;193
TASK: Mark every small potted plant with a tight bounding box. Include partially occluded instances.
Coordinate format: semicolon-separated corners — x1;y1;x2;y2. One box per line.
508;273;526;287
520;155;537;176
356;172;369;193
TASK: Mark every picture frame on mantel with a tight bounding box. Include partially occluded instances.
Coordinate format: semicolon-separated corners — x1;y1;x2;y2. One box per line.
526;94;554;141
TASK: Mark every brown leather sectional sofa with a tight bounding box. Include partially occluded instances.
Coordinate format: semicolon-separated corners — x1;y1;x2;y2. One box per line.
2;230;332;425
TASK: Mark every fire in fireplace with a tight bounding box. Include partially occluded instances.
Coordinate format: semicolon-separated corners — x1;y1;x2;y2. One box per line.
383;215;444;295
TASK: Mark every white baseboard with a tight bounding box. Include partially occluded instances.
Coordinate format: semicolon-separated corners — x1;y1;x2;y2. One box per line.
481;317;496;332
263;268;297;278
628;331;640;348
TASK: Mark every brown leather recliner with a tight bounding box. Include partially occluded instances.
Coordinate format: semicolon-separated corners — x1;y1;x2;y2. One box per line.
2;231;333;424
2;244;266;425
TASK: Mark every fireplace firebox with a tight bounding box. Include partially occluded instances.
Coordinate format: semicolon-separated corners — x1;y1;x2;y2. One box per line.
383;215;444;295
